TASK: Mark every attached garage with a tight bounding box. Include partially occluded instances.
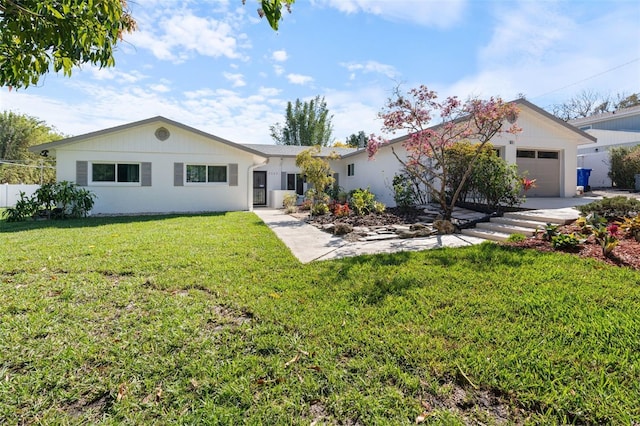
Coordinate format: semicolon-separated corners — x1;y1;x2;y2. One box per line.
516;149;561;197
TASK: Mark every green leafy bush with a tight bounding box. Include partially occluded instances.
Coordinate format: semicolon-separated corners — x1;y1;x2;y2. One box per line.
349;188;376;215
373;201;386;214
283;193;297;213
506;233;527;242
576;196;640;219
551;233;583;250
311;202;329;216
609;145;640;189
541;223;559;241
444;142;524;211
392;173;417;210
1;181;96;222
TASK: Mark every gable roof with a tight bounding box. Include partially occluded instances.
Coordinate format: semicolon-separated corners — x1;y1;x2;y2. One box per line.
569;104;640;127
29;116;268;158
242;144;358;158
340;98;597;159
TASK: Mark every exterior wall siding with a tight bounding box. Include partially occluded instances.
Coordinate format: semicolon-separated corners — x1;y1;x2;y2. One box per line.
55;123;262;214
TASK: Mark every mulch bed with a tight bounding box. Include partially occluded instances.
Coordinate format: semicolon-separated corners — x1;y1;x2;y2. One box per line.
300;207;640;271
505;223;640;271
304;207;424;227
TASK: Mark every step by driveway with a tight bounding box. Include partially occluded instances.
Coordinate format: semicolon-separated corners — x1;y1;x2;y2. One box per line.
460;207;580;242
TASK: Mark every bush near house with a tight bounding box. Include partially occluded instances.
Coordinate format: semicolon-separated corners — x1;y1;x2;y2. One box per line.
609;145;640;189
2;181;95;222
444;141;524;211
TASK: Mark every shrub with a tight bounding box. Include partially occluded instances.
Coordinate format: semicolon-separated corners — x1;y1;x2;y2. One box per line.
373;201;386;214
299;199;312;211
576;196;640;219
332;202;351;218
349;188;376;216
283;193;297;209
311;203;329;216
2;191;36;222
506;233;527;242
620;216;640;241
392;173;416;210
609;145;640;189
444;141;524;211
1;182;95;222
551;233;583;250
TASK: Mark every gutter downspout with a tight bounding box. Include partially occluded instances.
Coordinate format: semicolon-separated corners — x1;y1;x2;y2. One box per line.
247;158;268;212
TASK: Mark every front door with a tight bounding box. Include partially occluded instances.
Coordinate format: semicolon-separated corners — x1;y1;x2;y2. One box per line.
253;171;267;206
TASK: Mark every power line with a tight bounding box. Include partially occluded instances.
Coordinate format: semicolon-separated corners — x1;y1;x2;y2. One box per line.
531;57;640;100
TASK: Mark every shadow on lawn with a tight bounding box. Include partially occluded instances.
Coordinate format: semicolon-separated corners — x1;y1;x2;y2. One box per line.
0;212;229;233
330;243;539;305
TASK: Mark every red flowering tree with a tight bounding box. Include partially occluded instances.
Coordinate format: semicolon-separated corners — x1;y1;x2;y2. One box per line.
368;85;522;223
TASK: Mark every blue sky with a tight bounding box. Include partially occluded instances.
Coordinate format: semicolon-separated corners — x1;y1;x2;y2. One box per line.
2;0;639;144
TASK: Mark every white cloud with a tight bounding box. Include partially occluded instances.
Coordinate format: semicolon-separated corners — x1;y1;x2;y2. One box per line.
315;0;466;28
83;67;147;83
272;50;288;62
273;65;285;76
287;73;314;85
341;61;398;79
223;72;247;87
149;84;171;93
126;9;248;63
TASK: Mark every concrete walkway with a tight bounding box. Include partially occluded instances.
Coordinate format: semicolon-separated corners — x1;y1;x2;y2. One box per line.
253;208;486;263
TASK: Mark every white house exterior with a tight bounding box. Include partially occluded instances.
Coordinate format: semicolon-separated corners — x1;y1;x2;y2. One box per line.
30;117;269;214
340;99;596;203
571;106;640;188
30;99;596;215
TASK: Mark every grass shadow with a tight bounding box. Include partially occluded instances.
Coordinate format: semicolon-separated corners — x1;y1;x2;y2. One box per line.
0;211;230;233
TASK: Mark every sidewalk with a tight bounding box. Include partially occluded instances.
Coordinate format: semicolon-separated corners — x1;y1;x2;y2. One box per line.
252;208;486;263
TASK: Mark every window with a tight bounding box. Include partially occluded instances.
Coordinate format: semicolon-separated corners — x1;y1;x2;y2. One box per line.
186;165;227;183
92;163;140;183
537;151;559;159
347;163;355;177
516;150;536;158
287;173;304;195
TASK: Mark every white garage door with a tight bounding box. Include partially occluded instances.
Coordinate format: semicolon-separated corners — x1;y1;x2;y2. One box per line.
516;150;561;197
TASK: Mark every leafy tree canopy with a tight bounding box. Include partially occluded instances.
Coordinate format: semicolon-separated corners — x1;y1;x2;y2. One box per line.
270;96;334;146
345;131;367;148
0;111;62;183
0;0;137;89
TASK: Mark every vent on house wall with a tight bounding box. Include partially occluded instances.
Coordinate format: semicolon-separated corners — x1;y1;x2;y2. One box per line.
155;127;170;141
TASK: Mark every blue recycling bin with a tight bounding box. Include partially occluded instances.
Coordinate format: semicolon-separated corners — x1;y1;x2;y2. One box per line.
577;168;592;189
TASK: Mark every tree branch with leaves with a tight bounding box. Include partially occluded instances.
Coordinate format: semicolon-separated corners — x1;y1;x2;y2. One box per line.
0;0;137;89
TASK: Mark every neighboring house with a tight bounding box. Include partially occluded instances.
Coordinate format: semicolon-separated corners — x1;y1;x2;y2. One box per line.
29;99;596;215
571;106;640;188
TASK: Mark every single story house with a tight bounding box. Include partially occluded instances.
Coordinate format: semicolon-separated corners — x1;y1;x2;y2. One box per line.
30;99;596;215
571;105;640;188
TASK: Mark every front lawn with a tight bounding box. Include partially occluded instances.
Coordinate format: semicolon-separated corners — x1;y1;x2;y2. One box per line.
1;213;639;424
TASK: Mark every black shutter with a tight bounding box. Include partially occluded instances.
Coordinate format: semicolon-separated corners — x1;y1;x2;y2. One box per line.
76;161;88;186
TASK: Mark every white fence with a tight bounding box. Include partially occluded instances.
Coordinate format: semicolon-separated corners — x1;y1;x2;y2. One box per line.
1;184;40;208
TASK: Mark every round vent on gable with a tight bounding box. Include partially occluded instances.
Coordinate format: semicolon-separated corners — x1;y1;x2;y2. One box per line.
155;127;170;141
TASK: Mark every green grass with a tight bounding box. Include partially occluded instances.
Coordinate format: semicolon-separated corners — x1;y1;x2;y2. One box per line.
1;212;639;425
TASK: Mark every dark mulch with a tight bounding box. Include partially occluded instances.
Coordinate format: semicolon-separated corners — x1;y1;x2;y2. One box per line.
505;223;640;271
304;207;424;227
